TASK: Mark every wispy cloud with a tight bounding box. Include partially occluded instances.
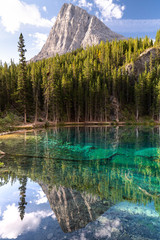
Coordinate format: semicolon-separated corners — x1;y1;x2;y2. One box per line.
106;19;160;34
0;0;55;34
42;6;47;12
51;16;57;25
28;15;56;51
35;189;48;205
29;33;48;50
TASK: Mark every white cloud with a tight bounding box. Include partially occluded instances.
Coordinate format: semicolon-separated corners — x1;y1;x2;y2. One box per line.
0;0;55;34
42;6;47;12
71;0;125;21
0;204;53;239
107;19;160;33
78;0;93;11
94;0;125;21
29;32;48;50
28;16;56;50
35;189;48;205
51;16;57;25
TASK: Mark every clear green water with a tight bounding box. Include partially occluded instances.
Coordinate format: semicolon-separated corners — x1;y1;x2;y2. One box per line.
0;126;160;240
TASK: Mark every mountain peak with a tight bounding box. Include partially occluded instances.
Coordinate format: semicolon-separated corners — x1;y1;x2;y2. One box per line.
31;3;125;62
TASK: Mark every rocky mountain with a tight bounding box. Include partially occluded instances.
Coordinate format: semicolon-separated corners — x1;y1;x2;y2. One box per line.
31;3;125;62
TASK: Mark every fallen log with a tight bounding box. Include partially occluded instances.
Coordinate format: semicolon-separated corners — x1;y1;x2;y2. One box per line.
0;150;118;163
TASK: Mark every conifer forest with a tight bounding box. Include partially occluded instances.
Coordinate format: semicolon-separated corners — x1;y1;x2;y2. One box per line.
1;34;160;123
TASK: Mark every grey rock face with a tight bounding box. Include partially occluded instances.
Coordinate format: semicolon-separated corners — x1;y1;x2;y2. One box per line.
125;47;160;78
31;3;125;62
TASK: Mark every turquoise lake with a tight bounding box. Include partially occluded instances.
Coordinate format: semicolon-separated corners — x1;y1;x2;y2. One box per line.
0;126;160;240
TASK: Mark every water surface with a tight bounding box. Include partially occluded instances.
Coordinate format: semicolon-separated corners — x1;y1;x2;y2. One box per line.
0;126;160;240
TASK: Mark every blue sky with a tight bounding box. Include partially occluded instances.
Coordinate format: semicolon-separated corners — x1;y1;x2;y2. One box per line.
0;0;160;63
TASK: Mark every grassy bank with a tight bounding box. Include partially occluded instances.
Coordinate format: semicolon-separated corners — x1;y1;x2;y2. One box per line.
0;113;21;133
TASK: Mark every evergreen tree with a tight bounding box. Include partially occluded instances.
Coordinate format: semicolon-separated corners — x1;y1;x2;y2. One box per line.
17;33;27;123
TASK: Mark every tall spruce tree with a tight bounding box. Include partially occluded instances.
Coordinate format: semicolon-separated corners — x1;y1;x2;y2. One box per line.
17;33;27;123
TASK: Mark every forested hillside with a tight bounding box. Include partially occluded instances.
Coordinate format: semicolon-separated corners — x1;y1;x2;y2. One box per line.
1;36;160;123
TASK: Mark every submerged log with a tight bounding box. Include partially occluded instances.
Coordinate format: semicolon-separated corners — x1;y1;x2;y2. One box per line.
0;150;118;162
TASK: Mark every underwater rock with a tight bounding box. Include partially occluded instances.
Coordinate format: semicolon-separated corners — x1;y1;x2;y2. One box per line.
135;148;160;158
89;146;96;150
88;148;117;160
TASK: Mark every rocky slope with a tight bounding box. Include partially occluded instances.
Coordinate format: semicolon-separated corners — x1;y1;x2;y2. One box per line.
125;47;160;78
31;3;125;62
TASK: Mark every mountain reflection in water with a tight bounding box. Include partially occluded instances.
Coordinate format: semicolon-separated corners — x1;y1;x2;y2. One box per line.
40;184;112;233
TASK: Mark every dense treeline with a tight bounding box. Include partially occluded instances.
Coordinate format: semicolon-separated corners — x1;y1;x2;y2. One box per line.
1;36;160;122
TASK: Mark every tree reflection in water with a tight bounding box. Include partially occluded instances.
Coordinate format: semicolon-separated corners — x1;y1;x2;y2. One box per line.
0;126;160;230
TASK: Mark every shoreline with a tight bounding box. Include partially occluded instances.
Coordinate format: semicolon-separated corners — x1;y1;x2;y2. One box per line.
0;120;160;136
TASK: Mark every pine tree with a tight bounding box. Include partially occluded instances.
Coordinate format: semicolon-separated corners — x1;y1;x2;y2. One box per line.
17;33;27;123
